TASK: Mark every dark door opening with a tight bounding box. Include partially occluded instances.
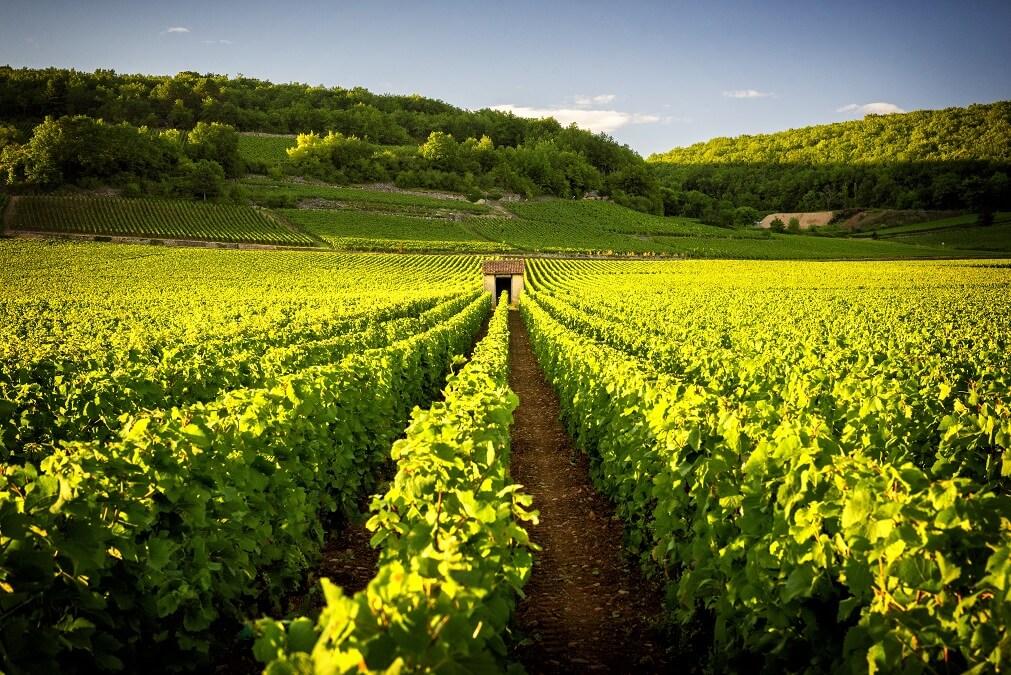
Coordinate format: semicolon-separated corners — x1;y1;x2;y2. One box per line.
495;276;511;304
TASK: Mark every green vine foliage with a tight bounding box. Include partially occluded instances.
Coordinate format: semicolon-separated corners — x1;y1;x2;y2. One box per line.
520;284;1011;673
1;292;477;464
0;294;490;672
254;294;537;674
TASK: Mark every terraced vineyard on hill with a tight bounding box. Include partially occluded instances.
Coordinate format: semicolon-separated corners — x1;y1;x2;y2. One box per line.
850;212;1011;254
281;208;509;252
3;195;318;246
241;177;491;213
5;188;1005;258
265;189;1002;258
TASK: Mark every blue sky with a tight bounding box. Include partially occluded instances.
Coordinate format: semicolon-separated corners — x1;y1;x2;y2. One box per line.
3;0;1010;155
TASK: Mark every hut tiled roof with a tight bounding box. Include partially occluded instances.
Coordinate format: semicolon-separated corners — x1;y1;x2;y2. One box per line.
482;259;525;275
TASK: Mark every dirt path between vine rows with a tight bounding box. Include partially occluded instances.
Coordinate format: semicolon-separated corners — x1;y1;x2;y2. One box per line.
507;310;674;674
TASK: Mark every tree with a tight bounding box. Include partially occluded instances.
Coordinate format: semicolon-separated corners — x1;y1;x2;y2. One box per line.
770;217;786;232
286;131;378;182
733;206;760;228
419;131;461;172
788;217;801;233
168;98;194;128
648;101;1011;214
0;124;17;151
0;67;670;214
181;159;225;200
604;163;662;214
185;122;242;177
462;134;496;173
978;206;994;227
0;115;178;187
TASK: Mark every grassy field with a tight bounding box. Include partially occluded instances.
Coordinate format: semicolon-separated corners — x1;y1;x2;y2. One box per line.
237;134;297;168
242;177;490;213
282;208;509;251
852;212;1011;237
885;220;1011;252
4;195;318;246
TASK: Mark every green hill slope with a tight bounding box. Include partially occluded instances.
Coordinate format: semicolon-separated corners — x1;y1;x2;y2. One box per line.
0;67;661;210
266;190;1000;259
652;102;1011;165
2;188;1001;259
649;102;1011;219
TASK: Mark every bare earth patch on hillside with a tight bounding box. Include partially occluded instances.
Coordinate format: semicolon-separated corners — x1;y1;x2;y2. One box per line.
759;211;834;229
759;209;964;231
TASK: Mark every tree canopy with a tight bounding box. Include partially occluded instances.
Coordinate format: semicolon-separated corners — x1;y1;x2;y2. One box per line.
649;102;1011;220
0;66;661;209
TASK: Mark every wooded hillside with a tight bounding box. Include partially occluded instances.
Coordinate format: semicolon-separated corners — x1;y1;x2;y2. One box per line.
649;102;1011;222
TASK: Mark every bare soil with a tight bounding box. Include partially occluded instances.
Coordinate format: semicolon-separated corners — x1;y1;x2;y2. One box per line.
238;131;298;139
507;310;676;674
284;511;380;617
758;208;964;231
759;211;834;230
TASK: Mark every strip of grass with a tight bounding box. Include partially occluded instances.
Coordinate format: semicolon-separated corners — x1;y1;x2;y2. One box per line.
237;134;297;168
242;178;490;213
281;208;501;249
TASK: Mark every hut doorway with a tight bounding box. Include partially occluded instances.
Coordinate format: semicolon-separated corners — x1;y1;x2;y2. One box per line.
495;276;511;304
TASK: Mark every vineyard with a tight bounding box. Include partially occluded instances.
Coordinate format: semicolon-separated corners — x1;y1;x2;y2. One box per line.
521;257;1011;672
2;238;1010;673
3;195;318;246
241;177;491;213
281;208;509;252
2;8;1008;671
4;190;1006;258
269;194;999;258
269;196;1007;258
0;241;501;671
254;297;535;671
879;220;1011;253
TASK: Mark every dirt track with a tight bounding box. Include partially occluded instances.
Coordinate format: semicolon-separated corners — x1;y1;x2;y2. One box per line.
507;310;674;674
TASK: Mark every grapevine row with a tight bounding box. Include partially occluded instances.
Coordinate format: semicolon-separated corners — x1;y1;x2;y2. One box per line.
254;295;536;672
0;293;490;672
7;196;317;245
521;260;1011;672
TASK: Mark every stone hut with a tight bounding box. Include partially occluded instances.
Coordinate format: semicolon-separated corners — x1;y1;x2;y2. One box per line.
482;259;525;307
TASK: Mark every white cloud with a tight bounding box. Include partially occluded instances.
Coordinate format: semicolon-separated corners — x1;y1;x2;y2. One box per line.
837;101;906;115
491;104;664;133
723;89;774;99
164;26;190;33
573;94;616;106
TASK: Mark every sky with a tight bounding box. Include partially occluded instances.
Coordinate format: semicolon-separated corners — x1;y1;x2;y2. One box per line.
2;0;1010;156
